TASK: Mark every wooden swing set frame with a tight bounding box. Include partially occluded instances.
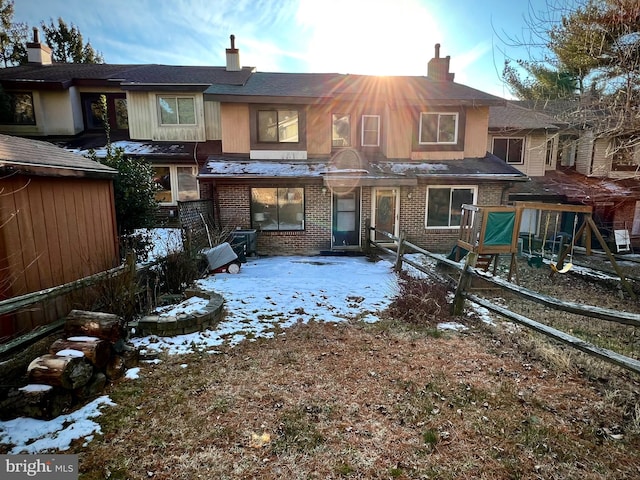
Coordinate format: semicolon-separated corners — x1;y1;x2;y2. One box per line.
455;202;635;298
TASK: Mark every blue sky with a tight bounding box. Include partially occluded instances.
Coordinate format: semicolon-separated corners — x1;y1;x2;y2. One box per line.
13;0;571;99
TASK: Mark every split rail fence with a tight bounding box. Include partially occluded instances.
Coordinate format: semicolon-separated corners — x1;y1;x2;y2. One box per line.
0;256;153;357
368;227;640;376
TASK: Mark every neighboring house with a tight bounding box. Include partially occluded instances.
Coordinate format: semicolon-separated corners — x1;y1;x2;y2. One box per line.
0;33;529;255
503;99;640;247
0;134;119;339
488;101;565;178
0;31;254;220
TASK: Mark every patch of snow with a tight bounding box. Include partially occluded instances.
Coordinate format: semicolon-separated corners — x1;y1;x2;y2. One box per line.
18;384;53;393
438;322;468;332
55;349;85;358
125;367;141;379
66;336;100;342
131;256;399;355
0;396;116;454
154;296;210;317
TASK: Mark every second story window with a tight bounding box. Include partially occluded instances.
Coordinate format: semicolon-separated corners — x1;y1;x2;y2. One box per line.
419;112;458;144
0;92;35;125
361;115;380;147
493;137;525;164
332;113;351;147
82;94;128;131
158;96;196;125
258;109;299;143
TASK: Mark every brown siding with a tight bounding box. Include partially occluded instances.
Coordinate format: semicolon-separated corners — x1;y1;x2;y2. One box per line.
0;174;119;337
306;106;332;156
464;107;490;157
221;103;250;153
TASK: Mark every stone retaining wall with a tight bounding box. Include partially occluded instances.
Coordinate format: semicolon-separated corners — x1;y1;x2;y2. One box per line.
133;290;224;337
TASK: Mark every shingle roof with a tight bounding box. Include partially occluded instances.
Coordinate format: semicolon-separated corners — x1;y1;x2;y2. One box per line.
0;63;255;90
489;102;564;130
200;152;527;182
508;168;638;203
0;134;116;177
204;72;507;106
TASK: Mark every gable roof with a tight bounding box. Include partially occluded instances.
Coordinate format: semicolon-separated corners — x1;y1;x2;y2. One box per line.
0;63;255;91
489;101;564;131
0;134;116;178
204;72;506;106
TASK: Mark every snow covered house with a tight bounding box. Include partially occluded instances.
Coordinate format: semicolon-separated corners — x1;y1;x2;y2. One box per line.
0;33;529;255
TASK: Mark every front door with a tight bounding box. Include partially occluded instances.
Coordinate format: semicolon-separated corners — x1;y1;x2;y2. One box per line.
332;189;360;248
372;188;399;242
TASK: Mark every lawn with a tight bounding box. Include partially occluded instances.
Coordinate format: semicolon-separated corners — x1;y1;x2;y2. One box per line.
2;255;639;479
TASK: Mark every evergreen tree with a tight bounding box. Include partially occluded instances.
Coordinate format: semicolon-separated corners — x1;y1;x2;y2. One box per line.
86;96;158;235
41;17;104;64
0;0;27;67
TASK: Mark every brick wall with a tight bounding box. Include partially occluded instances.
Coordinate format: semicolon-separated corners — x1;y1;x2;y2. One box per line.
209;182;510;256
398;183;508;253
214;183;332;255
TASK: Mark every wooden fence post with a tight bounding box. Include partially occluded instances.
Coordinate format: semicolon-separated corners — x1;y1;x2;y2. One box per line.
394;232;406;272
452;252;476;315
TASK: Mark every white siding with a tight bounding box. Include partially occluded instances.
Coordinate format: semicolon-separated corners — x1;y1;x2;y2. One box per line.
127;92;154;139
128;91;206;142
204;101;222;140
575;130;594;175
591;138;610;177
487;133;548;177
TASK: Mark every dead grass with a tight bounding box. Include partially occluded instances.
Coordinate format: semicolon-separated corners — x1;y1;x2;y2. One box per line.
65;313;640;480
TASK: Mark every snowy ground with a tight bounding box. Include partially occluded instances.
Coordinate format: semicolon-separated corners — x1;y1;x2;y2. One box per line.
0;253;407;454
132;255;400;355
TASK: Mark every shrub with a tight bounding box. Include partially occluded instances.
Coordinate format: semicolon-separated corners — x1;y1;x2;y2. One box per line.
387;271;453;326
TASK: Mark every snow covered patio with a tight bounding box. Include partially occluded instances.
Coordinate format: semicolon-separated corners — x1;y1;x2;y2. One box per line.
131;255;400;355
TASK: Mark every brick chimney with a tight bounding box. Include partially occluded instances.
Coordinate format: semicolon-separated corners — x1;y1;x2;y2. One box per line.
26;28;52;65
427;43;454;81
225;34;241;72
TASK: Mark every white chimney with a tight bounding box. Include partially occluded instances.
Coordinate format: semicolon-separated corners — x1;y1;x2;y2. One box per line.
26;28;52;65
225;34;241;72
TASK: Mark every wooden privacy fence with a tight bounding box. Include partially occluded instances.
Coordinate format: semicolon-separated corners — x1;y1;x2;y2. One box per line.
368;226;640;376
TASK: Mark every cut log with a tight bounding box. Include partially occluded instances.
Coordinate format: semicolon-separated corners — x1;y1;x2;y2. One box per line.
49;338;110;368
27;354;94;390
106;354;125;380
0;384;73;420
64;310;126;343
121;344;140;369
74;372;107;400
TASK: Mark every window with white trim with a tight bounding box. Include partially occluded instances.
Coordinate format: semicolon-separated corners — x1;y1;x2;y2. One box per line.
157;96;196;125
419;112;458;144
361;115;380;147
153;165;199;205
492;137;525;164
425;186;476;228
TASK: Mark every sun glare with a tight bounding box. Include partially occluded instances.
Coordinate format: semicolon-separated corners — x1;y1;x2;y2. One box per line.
296;0;442;76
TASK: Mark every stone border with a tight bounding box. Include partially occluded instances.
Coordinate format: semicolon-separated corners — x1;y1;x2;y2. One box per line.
132;289;224;337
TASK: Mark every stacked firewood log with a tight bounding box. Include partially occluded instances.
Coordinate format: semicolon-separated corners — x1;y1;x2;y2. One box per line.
0;310;139;420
